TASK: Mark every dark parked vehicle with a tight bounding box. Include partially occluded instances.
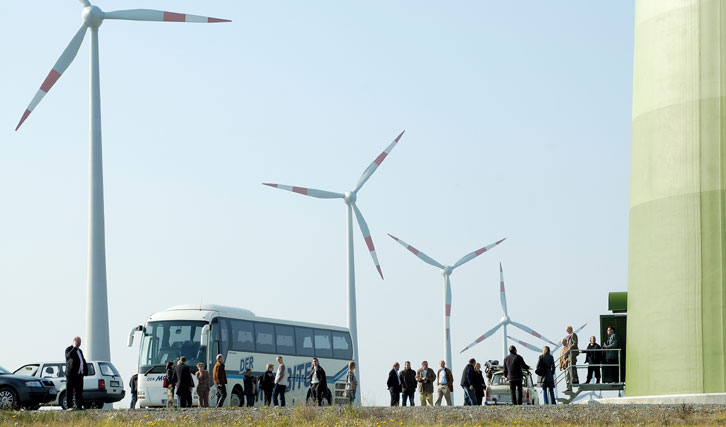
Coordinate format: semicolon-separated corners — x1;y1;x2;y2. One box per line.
0;365;57;410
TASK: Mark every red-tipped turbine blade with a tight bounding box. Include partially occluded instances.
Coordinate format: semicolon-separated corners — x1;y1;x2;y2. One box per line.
460;322;503;353
352;130;405;193
507;336;544;353
262;183;344;199
16;24;88;130
510;320;557;347
104;9;231;23
452;238;505;269
352;204;383;279
387;234;444;270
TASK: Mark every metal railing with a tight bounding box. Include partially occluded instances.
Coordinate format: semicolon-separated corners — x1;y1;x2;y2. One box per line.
546;347;623;403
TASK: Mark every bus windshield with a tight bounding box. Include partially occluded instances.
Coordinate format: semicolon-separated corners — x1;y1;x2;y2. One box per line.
139;320;207;373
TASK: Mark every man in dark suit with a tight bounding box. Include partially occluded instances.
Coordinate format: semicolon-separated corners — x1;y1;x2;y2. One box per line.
172;356;194;408
503;345;530;405
386;362;402;406
64;336;88;410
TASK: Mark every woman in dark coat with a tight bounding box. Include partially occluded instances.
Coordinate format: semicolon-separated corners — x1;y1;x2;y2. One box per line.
536;346;556;405
472;363;486;405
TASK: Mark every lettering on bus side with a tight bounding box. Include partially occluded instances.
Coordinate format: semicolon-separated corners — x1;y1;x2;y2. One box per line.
239;356;254;373
289;362;311;392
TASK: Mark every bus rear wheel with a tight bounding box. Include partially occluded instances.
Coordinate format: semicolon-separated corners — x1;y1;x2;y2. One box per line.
230;388;244;407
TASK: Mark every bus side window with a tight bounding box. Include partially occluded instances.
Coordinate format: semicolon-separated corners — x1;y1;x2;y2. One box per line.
255;322;275;354
332;331;353;360
295;327;314;357
313;329;332;359
275;325;295;355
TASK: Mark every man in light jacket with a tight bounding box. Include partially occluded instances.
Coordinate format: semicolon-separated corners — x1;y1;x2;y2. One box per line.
435;360;454;406
415;361;436;406
273;356;288;406
565;325;580;385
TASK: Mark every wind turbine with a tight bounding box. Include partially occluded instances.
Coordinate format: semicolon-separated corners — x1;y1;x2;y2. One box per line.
387;234;505;382
15;0;229;361
263;130;405;405
460;263;558;359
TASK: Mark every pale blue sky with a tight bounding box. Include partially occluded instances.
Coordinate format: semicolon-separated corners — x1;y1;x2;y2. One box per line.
0;1;634;406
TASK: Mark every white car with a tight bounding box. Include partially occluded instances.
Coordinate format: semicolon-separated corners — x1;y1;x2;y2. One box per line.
14;361;125;409
484;368;539;405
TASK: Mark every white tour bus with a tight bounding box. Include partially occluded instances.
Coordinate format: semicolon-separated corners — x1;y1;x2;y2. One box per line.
128;304;354;407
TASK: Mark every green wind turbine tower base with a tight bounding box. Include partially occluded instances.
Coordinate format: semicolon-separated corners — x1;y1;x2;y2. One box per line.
627;0;726;396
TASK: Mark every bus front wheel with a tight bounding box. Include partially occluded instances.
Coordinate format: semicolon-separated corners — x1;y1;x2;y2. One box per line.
230;388;244;407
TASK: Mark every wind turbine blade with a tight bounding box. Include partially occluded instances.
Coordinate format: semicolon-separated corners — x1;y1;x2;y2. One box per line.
507;336;544;353
452;238;506;269
352;204;383;279
387;234;444;270
16;24;88;130
460;322;503;353
352;130;405;193
262;183;344;199
499;262;508;316
104;9;231;23
510;321;557;346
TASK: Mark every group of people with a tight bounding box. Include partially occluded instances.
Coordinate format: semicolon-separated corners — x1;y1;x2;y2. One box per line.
158;354;359;408
384;325;621;407
386;360;469;407
160;354;291;408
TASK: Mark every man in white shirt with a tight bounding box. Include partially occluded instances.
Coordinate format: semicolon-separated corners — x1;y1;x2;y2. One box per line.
435;360;453;406
273;356;288;406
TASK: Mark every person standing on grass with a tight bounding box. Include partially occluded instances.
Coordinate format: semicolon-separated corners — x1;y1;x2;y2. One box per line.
172;356;194;408
536;346;556;405
129;373;138;409
460;358;478;406
243;368;257;407
195;363;210;407
416;360;436;406
473;362;486;406
386;362;402;406
273;356;288;406
399;361;417;406
165;361;176;408
213;354;227;407
307;357;328;406
503;345;530;405
434;360;453;406
258;364;275;406
345;361;358;405
64;336;88;410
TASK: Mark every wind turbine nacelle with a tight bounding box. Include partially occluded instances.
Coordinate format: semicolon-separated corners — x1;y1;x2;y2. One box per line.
344;191;357;205
82;5;104;28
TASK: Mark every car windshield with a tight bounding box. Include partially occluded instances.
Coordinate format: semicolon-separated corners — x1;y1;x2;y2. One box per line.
0;366;9;374
139;320;207;374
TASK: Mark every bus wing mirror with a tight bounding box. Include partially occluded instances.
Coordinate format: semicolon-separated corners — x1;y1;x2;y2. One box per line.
128;325;144;347
200;324;210;348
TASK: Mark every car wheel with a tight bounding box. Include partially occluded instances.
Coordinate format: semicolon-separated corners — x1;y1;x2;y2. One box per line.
0;387;19;410
230;389;243;407
58;391;68;410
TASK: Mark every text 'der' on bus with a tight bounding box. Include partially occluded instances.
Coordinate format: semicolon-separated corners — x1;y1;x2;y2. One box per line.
128;304;355;407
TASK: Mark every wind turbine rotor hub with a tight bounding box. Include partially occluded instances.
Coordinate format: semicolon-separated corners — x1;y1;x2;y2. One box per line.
500;315;510;324
82;5;104;29
441;266;452;276
343;191;357;205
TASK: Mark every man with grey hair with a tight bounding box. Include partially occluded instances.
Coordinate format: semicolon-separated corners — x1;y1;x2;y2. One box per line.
64;336;88;410
565;325;580;385
273;356;288;406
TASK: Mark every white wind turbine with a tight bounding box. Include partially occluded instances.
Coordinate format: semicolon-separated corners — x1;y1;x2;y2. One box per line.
263;130;405;405
15;0;229;361
387;234;505;383
461;263;558;360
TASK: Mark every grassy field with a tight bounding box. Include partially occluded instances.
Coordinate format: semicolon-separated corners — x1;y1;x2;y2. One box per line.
1;405;725;426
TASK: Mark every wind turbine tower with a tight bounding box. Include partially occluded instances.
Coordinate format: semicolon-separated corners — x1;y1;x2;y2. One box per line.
15;0;229;361
263;131;405;405
387;234;504;382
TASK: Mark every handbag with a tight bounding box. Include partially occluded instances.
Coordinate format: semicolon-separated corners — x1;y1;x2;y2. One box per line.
163;376;169;388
